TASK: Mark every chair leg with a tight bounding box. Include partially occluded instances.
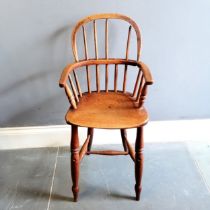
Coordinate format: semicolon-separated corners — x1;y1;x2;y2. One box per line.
120;129;128;152
71;125;80;202
135;127;144;201
87;128;94;153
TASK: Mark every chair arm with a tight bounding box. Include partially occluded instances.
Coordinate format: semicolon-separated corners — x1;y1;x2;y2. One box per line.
59;59;153;109
59;62;84;109
60;59;153;88
134;61;153;107
137;61;153;85
59;62;80;88
59;59;141;88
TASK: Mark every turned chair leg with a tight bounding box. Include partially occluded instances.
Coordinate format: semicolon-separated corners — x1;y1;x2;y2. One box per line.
71;125;80;202
87;128;94;153
135;127;144;201
120;129;128;152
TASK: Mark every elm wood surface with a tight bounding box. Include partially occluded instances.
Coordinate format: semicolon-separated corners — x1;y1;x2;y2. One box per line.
59;13;153;202
65;92;149;129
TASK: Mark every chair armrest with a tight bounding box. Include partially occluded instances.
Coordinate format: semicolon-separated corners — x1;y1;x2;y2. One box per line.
59;63;79;88
59;59;153;109
137;61;153;85
59;62;84;109
59;59;154;89
59;59;143;88
134;61;153;107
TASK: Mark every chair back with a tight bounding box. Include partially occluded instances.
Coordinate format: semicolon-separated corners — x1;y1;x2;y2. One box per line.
60;14;151;109
71;13;141;62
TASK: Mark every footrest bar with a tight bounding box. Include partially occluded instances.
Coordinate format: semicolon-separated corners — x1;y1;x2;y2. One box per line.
86;150;128;156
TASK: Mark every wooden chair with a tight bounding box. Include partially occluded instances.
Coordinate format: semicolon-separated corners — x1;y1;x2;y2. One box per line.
59;13;153;202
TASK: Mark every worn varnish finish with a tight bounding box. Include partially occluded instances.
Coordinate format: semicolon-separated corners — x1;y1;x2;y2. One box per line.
65;92;149;129
59;13;153;202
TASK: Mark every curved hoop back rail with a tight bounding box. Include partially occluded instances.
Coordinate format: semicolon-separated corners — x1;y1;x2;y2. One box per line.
72;13;141;62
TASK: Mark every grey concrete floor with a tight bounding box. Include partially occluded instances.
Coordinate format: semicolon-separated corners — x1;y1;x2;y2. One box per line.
0;143;210;210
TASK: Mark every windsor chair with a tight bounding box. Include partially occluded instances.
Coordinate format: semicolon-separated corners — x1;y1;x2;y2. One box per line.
59;13;153;202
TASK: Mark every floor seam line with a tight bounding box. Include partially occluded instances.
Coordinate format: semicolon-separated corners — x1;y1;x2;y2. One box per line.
186;144;210;195
46;146;59;210
193;157;210;194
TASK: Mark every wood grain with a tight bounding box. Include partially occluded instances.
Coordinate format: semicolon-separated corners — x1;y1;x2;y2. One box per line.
65;92;148;129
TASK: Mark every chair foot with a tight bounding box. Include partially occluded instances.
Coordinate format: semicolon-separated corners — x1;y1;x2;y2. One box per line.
135;185;142;201
72;187;79;202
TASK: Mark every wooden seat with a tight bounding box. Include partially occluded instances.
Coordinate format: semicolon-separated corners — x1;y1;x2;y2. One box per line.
66;92;148;129
59;13;153;202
